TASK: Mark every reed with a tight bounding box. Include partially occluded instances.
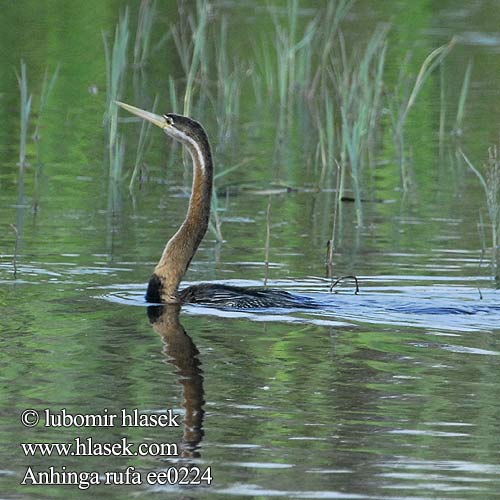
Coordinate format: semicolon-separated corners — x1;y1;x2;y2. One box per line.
439;61;446;153
332;26;388;226
208;188;224;243
104;7;129;180
172;0;208;117
253;37;275;99
168;76;179;113
34;63;60;158
307;0;353;99
396;40;456;135
365;29;387;158
104;8;130;122
264;196;272;285
453;59;473;137
250;1;385;224
314;92;335;187
10;224;19;279
254;0;353;169
460;147;500;278
16;60;60;172
33;63;60;212
109;1;472;257
326;160;342;278
478;211;487;266
16;60;32;169
271;0;296;123
214;17;244;147
129;95;159;192
392;39;455;190
133;0;157;68
269;0;318;137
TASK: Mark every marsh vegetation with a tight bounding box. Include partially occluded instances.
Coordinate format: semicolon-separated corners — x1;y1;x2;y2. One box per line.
9;1;499;281
101;1;498;279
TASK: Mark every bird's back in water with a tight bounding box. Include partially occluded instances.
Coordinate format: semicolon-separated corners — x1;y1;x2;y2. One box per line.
146;277;316;309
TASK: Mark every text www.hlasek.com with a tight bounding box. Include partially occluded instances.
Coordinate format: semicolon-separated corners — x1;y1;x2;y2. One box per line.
21;437;176;457
20;408;213;489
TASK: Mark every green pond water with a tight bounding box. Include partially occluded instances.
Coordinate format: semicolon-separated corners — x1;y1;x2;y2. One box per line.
1;1;500;498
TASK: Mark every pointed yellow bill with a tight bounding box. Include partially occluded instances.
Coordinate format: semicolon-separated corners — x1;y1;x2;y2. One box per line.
114;101;167;129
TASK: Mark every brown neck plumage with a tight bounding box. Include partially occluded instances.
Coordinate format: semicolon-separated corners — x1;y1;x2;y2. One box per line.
155;134;213;303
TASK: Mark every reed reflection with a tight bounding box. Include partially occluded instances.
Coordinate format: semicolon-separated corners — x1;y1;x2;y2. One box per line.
147;305;204;458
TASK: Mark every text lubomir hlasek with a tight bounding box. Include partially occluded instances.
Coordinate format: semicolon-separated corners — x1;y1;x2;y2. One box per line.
42;408;179;428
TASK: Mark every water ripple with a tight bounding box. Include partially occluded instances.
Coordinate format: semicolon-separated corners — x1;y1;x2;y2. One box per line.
99;277;499;333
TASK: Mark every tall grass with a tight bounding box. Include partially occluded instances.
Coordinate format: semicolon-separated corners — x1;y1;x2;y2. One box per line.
326;160;342;277
128;95;159;193
453;59;473;137
249;1;389;228
104;7;129;181
440;60;472;154
269;0;317;135
314;94;335;187
172;0;208;117
334;26;388;226
33;64;60;212
113;0;464;263
208;189;224;243
439;61;446;152
391;39;456;190
10;224;19;279
460;147;500;279
16;60;32;169
133;0;157;68
264;196;272;285
168;76;179;113
307;0;353;100
34;63;60;160
214;17;242;147
15;61;60;213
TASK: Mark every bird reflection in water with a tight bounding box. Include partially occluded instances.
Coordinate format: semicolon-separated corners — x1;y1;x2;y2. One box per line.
147;305;204;458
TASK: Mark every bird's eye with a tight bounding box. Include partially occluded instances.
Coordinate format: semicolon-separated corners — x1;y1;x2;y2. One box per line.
164;115;174;126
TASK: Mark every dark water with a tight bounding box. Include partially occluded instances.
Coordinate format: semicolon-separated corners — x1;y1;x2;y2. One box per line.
1;1;500;498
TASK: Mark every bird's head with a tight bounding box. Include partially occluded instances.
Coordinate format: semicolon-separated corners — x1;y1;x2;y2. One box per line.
115;101;208;150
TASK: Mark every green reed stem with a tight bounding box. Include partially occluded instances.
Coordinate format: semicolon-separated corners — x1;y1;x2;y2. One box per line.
34;63;60;172
397;39;456;132
16;61;32;169
168;76;178;113
439;61;446;153
104;8;129;180
133;0;156;68
393;38;456;190
329;25;388;225
327;160;342;278
129;96;159;193
10;224;19;279
460;147;500;275
208;188;223;243
454;59;472;137
181;0;208;117
264;196;272;285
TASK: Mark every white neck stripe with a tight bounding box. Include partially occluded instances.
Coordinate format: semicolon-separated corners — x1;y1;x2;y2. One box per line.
167;128;206;174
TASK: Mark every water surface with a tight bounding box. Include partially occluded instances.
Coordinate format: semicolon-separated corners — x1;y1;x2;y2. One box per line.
1;1;500;498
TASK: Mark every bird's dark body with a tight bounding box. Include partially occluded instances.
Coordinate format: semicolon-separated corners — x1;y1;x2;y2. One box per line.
146;274;316;309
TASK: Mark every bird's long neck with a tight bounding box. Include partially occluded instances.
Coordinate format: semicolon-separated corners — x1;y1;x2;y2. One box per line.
154;135;213;303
